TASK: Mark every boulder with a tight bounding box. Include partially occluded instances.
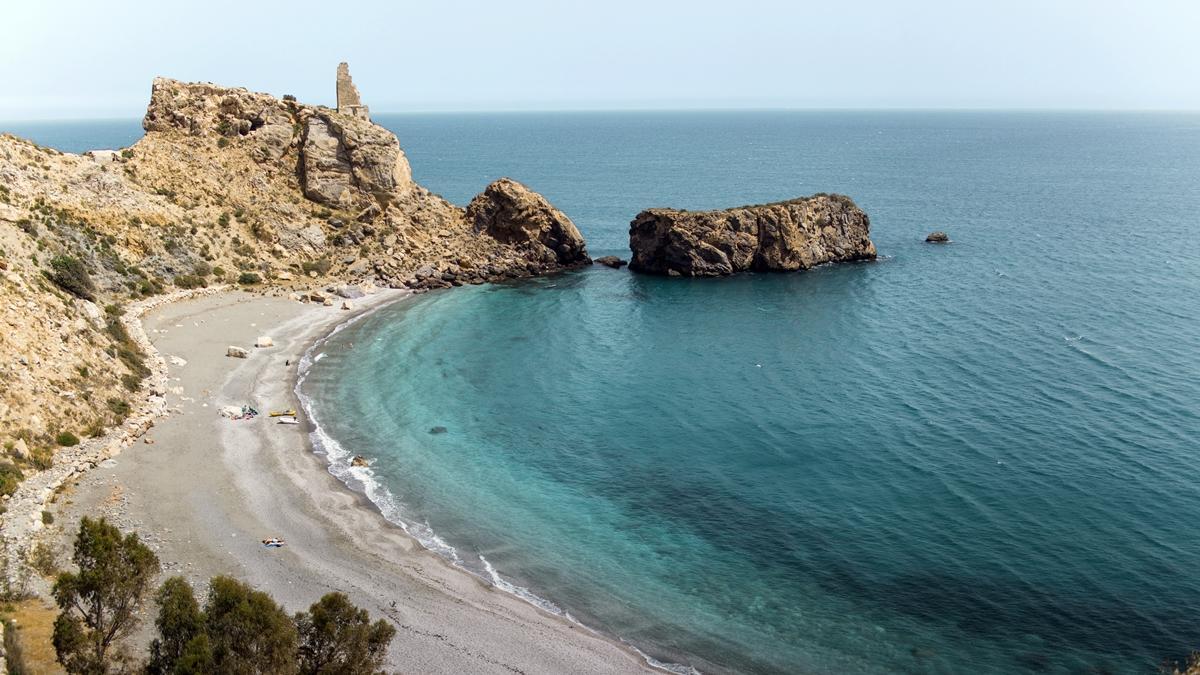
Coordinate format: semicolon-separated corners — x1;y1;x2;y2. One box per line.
466;178;590;267
300;111;412;207
335;284;364;299
226;346;249;358
595;256;627;269
925;231;950;243
628;194;876;276
9;438;29;461
351;455;369;467
340;301;353;310
429;426;448;435
255;336;274;348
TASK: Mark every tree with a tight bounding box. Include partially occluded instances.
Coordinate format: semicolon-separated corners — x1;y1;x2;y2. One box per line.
52;517;160;673
204;576;298;674
147;577;207;675
295;593;396;675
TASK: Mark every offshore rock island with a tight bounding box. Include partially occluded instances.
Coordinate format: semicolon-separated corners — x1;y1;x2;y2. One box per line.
628;194;876;276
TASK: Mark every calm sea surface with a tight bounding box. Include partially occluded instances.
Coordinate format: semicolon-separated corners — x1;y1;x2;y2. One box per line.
9;111;1200;673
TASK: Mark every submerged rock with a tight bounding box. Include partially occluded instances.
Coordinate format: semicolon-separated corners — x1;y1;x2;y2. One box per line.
925;231;950;243
429;426;448;435
628;194;876;277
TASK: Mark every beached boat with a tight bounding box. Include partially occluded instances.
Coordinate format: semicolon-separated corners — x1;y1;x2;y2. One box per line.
269;409;297;417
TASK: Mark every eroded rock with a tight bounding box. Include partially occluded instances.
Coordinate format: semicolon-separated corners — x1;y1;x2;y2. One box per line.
628;194;876;276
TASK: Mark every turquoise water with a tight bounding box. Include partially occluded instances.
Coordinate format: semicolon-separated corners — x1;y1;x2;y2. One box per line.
11;112;1200;673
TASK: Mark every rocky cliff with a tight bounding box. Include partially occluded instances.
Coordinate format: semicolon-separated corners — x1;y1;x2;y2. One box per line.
0;69;588;474
627;194;876;276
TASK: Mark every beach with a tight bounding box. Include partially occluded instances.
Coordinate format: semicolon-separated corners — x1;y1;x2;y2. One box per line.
51;289;653;674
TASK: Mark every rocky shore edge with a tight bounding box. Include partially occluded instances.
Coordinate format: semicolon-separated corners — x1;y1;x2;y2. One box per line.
0;286;227;592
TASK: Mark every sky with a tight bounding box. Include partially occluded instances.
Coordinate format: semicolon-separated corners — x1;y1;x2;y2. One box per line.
1;0;1198;119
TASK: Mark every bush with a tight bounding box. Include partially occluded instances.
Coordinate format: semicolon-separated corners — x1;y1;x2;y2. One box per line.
4;619;29;675
30;450;53;471
173;274;207;289
0;461;23;497
41;510;54;525
106;398;131;418
212;266;226;277
217;138;230;149
237;272;261;285
55;432;79;447
47;256;95;301
30;541;60;577
193;261;213;277
301;259;331;275
120;149;133;159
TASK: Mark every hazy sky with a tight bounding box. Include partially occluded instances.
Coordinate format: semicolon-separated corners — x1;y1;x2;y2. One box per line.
1;0;1197;119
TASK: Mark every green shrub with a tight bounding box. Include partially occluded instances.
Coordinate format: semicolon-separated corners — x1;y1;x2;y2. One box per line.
212;266;226;277
173;274;207;289
41;510;54;525
217;137;230;149
55;432;79;447
121;149;134;159
47;255;95;301
0;461;23;497
237;272;261;285
193;261;213;277
217;213;230;227
106;398;131;419
121;373;143;391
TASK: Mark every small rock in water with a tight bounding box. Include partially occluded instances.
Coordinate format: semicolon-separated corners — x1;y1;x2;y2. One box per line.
925;231;950;243
351;455;369;467
594;256;628;269
429;426;448;435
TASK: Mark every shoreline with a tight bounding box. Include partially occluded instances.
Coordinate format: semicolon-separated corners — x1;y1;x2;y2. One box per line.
290;291;700;675
42;288;660;674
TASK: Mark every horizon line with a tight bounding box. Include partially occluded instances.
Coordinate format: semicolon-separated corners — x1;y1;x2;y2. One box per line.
2;106;1199;125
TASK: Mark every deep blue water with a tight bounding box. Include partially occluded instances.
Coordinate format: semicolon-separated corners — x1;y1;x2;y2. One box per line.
10;112;1200;673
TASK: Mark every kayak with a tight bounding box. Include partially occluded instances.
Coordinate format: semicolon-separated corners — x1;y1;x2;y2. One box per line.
277;417;300;425
269;409;297;417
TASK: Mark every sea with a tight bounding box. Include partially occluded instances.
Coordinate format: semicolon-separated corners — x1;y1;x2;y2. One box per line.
7;110;1200;674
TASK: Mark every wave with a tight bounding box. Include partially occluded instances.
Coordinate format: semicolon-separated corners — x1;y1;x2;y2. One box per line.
293;301;697;675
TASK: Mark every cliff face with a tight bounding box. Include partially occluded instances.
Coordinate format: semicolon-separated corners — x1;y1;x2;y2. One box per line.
0;70;588;467
628;195;876;276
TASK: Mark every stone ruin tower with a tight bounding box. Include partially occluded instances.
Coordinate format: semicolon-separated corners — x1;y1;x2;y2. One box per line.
336;62;370;121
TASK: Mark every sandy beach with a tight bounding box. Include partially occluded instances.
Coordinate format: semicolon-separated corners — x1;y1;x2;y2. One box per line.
52;289;653;674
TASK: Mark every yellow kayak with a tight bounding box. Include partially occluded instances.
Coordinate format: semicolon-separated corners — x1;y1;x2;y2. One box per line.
269;409;297;417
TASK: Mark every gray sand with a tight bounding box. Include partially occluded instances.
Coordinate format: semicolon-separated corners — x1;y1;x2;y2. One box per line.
55;290;652;674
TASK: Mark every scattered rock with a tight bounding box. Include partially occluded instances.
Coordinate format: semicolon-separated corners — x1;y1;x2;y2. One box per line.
340;301;352;310
925;231;950;243
595;256;628;269
9;438;29;460
226;346;249;358
276;271;294;281
335;284;364;299
351;455;369;467
255;336;274;348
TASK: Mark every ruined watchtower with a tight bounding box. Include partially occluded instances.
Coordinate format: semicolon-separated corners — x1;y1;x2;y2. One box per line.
336;62;370;121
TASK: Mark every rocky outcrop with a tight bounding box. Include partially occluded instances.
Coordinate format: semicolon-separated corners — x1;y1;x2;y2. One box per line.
925;231;950;243
0;66;594;524
466;178;590;267
628;194;876;276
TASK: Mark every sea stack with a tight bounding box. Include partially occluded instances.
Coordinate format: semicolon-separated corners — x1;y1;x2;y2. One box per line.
627;194;876;276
